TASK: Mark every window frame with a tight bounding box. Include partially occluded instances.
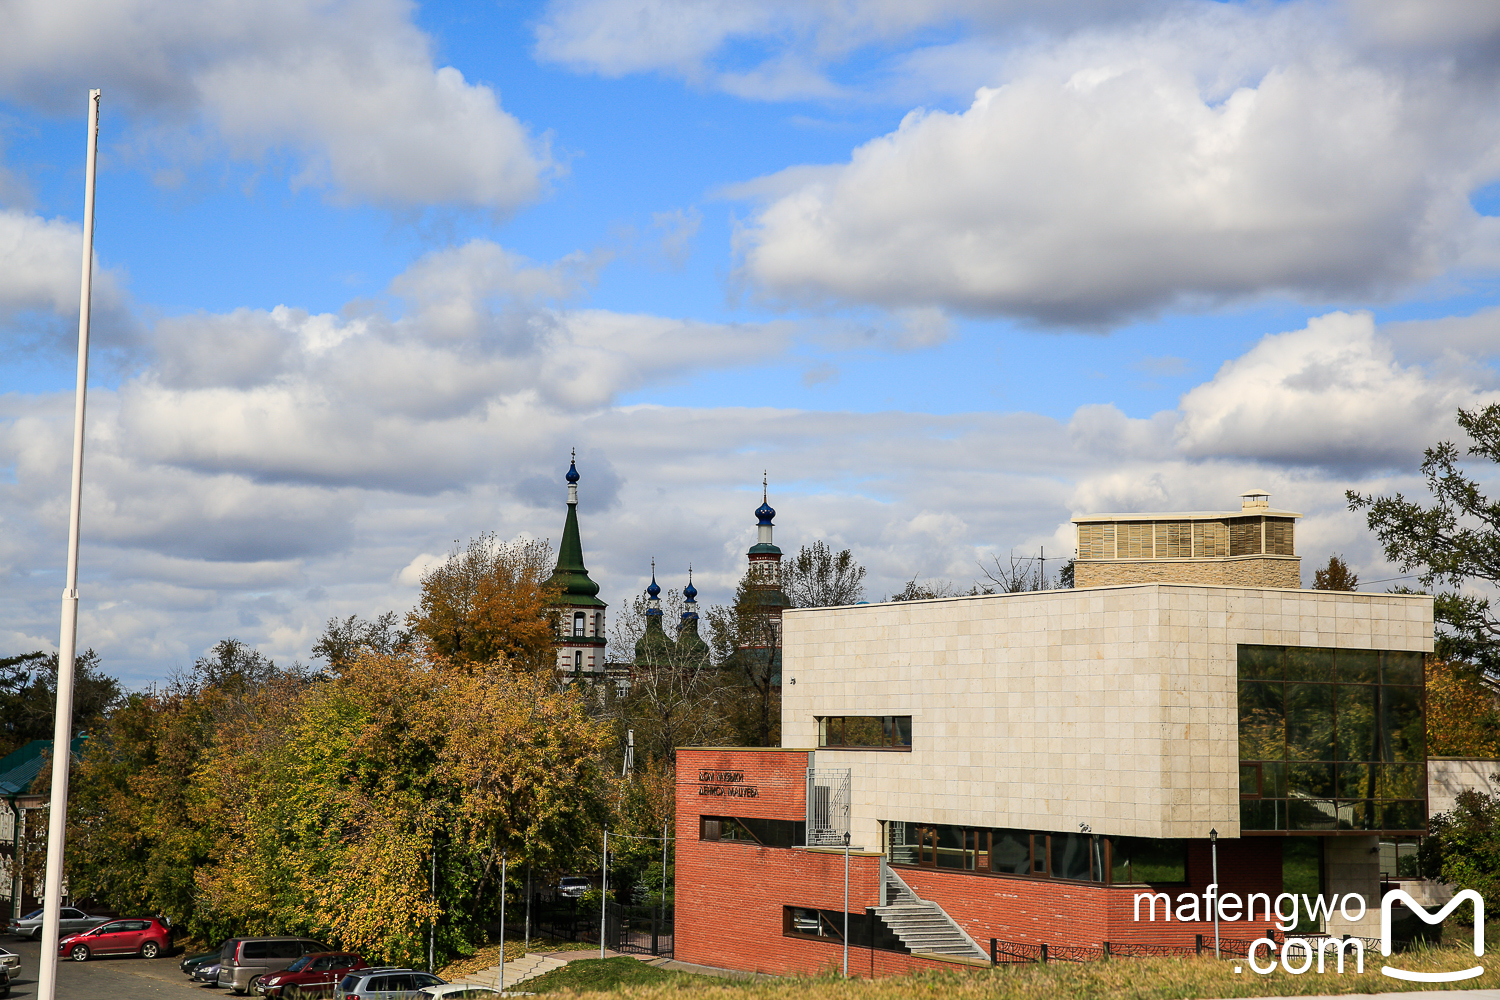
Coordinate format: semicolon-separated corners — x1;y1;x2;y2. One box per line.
816;715;913;750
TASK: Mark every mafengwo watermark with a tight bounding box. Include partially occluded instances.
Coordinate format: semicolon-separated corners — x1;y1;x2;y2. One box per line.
1133;884;1484;982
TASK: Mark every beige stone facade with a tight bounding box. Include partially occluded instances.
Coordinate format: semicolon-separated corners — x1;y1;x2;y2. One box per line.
1428;758;1500;817
1075;555;1301;589
781;584;1433;852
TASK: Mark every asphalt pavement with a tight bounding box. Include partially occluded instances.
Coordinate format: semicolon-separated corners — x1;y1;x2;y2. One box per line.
3;934;200;999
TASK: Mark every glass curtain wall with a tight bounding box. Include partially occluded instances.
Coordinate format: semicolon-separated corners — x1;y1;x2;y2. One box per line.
1238;644;1425;832
886;821;1185;885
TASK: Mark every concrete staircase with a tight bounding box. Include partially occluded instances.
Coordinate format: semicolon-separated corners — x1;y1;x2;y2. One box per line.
875;867;989;961
466;952;567;992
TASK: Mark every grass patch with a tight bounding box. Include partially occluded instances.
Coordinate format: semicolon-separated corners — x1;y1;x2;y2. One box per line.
437;938;597;981
524;957;722;994
513;936;1500;998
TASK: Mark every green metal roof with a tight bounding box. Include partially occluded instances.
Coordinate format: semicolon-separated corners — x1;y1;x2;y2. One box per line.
0;737;87;798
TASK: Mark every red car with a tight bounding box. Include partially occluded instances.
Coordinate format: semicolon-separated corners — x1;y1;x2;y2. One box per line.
59;917;171;961
255;952;367;998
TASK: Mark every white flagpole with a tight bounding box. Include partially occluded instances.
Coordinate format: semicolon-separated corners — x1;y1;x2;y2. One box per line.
36;88;101;1000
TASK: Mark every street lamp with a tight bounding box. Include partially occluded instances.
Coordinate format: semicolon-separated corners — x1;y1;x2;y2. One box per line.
1209;828;1219;958
840;827;852;977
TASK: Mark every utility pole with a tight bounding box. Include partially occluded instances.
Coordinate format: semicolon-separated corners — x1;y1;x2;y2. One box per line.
37;88;101;1000
428;850;436;972
499;852;507;993
599;830;608;960
843;831;850;978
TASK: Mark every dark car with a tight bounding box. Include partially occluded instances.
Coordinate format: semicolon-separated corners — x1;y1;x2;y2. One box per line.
556;876;589;899
255;952;367;998
60;917;172;961
0;964;10;997
185;940;231;975
193;959;223;984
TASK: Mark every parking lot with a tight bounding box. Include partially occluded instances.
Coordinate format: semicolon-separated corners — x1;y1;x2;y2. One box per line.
4;935;196;999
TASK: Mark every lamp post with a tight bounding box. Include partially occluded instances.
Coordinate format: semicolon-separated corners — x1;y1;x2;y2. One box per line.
599;830;609;960
499;852;507;993
36;89;102;1000
1209;828;1219;958
840;833;852;983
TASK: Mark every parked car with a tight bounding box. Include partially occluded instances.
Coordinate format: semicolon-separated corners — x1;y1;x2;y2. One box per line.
0;963;10;997
255;951;367;998
8;907;107;940
417;986;504;999
334;967;444;999
60;916;172;961
192;959;223;984
184;940;232;975
220;937;330;995
0;948;19;977
556;876;590;899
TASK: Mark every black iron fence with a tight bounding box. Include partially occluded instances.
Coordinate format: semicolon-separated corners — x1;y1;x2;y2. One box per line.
509;898;673;958
987;930;1382;966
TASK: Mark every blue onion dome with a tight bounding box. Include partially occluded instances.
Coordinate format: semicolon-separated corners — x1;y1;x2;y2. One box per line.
755;499;776;525
683;579;698;603
565;458;580;484
647;574;661;599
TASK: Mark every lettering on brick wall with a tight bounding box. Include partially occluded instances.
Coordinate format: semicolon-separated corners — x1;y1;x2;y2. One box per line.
698;769;758;798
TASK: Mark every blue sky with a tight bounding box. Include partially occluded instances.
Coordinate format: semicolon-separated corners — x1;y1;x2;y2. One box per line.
2;0;1500;682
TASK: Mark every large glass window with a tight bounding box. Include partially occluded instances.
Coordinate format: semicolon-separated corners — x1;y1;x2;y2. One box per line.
1238;644;1426;833
782;907;909;952
818;716;912;749
884;821;1179;885
701;816;805;848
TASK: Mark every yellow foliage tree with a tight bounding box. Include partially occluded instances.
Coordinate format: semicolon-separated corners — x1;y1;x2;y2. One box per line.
408;533;560;671
1427;658;1500;758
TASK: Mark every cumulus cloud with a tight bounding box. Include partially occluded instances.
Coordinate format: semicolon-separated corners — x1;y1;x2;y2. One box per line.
730;4;1500;325
0;0;547;210
1176;311;1496;469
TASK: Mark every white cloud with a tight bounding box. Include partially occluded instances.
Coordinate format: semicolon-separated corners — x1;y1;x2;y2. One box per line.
730;5;1500;325
0;0;547;210
1177;311;1497;469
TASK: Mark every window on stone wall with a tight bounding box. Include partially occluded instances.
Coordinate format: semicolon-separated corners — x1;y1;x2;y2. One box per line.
1238;644;1426;833
1230;518;1263;555
1265;518;1295;555
885;821;1143;883
1194;520;1229;558
1155;521;1192;558
818;716;912;749
1077;523;1106;560
1110;837;1188;884
573;611;586;636
1119;522;1153;558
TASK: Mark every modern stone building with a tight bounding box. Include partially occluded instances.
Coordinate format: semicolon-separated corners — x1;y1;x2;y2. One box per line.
1073;491;1300;589
673;494;1433;977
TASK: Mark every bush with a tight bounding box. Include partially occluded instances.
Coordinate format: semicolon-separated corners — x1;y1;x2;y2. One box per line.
1421;786;1500;922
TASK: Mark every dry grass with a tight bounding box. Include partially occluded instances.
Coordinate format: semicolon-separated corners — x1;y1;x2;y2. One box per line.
437;937;597;980
534;937;1498;999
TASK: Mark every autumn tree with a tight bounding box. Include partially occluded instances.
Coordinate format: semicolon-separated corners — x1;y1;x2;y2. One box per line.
408;534;560;671
783;541;866;608
1312;555;1359;591
1427;658;1500;757
1349;404;1500;672
706;574;786;748
0;649;121;757
311;611;411;675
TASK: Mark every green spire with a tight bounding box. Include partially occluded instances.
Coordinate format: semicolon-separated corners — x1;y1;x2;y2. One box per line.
546;454;605;607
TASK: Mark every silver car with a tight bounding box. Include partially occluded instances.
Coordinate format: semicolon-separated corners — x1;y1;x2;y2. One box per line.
336;968;445;999
8;908;106;940
0;949;18;977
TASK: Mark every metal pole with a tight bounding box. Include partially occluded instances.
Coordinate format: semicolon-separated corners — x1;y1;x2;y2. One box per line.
37;88;101;1000
499;853;506;993
429;850;435;972
524;860;531;955
843;831;850;978
659;821;668;943
1210;828;1220;959
8;801;21;921
599;830;608;960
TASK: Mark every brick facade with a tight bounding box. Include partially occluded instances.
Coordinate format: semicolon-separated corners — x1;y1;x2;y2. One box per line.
676;748;1288;977
1074;556;1301;589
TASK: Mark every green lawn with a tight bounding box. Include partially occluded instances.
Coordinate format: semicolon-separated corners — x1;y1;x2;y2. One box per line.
525;957;723;993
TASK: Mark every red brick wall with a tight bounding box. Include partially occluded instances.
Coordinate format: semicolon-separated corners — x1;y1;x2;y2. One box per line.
674;749;1286;975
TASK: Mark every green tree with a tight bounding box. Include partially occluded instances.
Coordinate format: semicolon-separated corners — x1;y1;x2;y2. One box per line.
1348;404;1500;672
705;575;784;748
311;611;411;676
1419;788;1500;919
0;649;121;757
782;541;866;608
1312;555;1359;591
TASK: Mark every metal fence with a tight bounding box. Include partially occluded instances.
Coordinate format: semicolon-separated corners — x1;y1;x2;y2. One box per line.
806;768;851;847
986;931;1382;966
514;899;673;958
